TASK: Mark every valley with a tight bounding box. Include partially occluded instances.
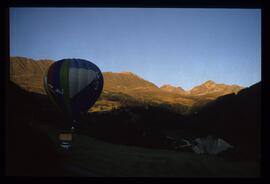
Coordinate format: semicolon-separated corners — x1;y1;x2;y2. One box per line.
7;56;260;176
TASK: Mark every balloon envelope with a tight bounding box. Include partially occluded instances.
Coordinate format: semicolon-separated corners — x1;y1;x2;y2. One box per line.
44;59;103;120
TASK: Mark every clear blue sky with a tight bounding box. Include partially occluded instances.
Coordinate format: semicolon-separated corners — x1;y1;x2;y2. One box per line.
10;8;261;90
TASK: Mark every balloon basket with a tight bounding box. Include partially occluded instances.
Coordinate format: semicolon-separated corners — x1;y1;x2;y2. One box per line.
58;130;73;152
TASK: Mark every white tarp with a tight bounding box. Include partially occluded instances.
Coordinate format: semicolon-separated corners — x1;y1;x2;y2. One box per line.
191;135;233;155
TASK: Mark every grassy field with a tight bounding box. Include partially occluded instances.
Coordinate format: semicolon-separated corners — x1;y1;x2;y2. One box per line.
36;124;260;177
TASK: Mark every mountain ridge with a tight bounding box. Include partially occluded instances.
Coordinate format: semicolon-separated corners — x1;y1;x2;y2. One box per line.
189;79;243;98
9;56;245;109
160;84;187;95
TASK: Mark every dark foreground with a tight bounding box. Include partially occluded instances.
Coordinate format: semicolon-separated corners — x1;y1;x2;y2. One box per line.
6;80;261;176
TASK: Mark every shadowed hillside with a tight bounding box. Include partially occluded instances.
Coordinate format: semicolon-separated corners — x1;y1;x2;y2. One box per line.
187;82;261;160
6;79;261;166
6;80;75;176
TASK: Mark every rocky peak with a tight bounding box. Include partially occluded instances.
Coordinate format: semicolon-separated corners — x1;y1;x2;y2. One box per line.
160;84;186;94
120;71;134;75
204;80;216;85
189;80;243;98
203;80;217;89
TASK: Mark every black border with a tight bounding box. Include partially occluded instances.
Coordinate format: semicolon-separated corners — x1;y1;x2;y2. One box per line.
6;0;262;8
2;0;266;183
2;4;10;179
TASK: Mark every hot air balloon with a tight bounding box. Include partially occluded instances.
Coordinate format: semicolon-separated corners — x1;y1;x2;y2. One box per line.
44;59;103;149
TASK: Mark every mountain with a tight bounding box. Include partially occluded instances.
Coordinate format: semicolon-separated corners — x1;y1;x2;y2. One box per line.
10;56;53;94
102;72;195;106
160;84;187;94
9;57;195;108
160;81;243;99
103;72;159;93
9;56;244;111
189;80;243;99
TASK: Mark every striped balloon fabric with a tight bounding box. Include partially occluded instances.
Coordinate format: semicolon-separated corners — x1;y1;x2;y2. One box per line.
44;59;103;120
